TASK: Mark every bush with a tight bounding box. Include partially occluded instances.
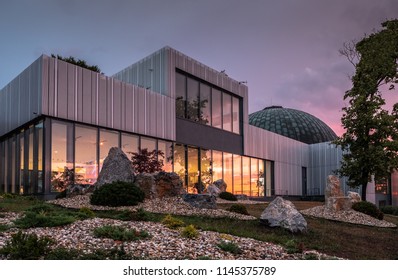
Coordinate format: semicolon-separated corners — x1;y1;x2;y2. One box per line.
0;231;54;259
14;211;76;228
181;225;199;239
55;189;67;199
161;214;185;229
132;208;154;221
228;204;249;215
90;181;145;207
380;206;398;216
217;240;242;254
219;191;237;201
79;207;96;218
284;239;304;254
93;225;150;241
352;201;384;220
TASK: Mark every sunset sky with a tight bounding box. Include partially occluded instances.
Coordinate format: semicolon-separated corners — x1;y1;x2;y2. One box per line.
1;0;397;136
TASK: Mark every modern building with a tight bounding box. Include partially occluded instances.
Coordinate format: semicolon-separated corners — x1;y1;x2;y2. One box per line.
0;46;397;206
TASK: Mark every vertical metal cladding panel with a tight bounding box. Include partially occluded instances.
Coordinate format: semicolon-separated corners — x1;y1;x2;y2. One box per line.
82;69;92;124
121;83;126;131
67;64;76;120
48;58;55;117
98;75;107;127
113;79;122;130
42;56;49;116
133;86;140;133
137;88;146;134
147;92;156;137
125;84;134;132
57;60;68;119
76;67;83;122
91;73;97;125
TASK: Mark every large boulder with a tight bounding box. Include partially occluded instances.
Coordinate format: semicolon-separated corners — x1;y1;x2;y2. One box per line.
347;191;361;204
260;196;307;233
135;173;156;199
182;194;217;209
325;175;344;199
213;179;227;192
153;172;185;198
95;147;135;188
206;184;221;196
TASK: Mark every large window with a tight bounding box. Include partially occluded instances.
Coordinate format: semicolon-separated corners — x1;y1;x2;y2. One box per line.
158;140;173;172
121;133;139;157
200;149;212;186
223;152;233;193
141;137;156;152
173;144;186;187
176;71;241;134
187;146;199;193
75;125;97;186
212;150;223;182
99;129;119;172
242;157;250;195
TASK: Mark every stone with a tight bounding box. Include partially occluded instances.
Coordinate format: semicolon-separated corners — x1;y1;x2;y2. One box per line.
135;173;156;199
182;194;217;209
325;197;352;211
206;184;221;196
153;172;185;198
95;147;135;188
325;175;343;199
260;196;307;233
213;179;227;192
347;191;361;204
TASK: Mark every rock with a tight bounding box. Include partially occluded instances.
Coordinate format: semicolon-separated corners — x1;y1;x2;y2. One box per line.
213;179;227;192
206;184;221;196
182;194;217;209
135;173;156;199
325;175;343;199
95;147;135;188
236;194;248;200
154;172;185;198
325;197;352;211
260;196;307;233
65;184;93;197
347;191;361;204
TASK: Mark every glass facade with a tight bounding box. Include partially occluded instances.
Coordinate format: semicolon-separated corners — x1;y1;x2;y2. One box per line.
0;117;274;197
176;70;241;134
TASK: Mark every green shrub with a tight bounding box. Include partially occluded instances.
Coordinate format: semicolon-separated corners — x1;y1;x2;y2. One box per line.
181;224;199;239
284;239;304;254
14;211;76;228
26;203;56;214
162;214;185;229
380;206;398;216
93;225;150;241
90;181;145;207
352;201;384;220
228;204;249;215
132;208;154;221
0;231;54;259
79;207;95;218
217;240;242;254
44;247;81;260
219;191;237;201
55;190;67;199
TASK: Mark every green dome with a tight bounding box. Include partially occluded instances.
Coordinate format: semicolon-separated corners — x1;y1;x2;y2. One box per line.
249;106;337;144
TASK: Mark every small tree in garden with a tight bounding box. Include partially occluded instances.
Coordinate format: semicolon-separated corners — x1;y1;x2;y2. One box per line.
130;148;164;174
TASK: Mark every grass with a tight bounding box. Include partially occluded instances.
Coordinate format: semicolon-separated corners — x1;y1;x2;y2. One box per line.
1;195;397;259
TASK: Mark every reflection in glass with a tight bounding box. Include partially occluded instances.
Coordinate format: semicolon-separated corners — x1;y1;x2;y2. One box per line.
51;122;69;192
121;133;139;158
11;138;16;193
99;129;119;172
199;83;211;125
258;160;264;196
242;157;250;195
158;140;173;172
187;146;199;193
232;97;240;134
222;93;232;132
212;89;222;129
212;151;223;183
19;135;24;193
173;144;186;187
233;154;242;194
36;122;44;193
176;72;186;118
223;152;233;192
140;137;156;152
75;125;97;186
187;78;199;121
250;158;259;196
28;127;34;191
200;149;212;187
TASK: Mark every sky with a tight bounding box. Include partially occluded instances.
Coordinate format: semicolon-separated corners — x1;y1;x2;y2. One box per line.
1;0;397;136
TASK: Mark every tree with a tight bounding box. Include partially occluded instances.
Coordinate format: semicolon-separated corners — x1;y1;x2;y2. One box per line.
130;148;164;174
51;54;102;73
334;20;398;201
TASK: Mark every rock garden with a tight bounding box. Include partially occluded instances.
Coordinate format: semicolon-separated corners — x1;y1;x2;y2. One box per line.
0;148;397;260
